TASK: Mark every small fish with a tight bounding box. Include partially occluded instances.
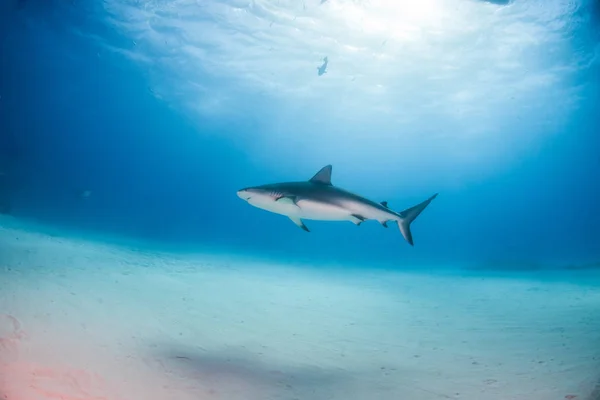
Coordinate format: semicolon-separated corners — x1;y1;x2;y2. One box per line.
317;56;328;76
237;165;437;246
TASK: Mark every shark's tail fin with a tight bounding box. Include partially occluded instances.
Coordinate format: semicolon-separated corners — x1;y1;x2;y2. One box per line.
397;193;438;246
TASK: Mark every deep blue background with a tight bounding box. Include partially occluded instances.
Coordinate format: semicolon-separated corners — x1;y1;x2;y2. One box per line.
1;0;599;268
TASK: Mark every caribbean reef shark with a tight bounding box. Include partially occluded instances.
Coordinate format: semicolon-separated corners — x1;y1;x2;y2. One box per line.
237;165;437;246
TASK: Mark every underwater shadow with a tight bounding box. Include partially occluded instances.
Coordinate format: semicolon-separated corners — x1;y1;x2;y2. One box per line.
589;371;600;400
153;344;356;400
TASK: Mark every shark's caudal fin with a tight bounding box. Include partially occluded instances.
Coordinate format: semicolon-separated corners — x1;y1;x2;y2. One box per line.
397;193;438;246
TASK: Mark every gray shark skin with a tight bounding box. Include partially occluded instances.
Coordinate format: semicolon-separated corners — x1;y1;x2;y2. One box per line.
237;165;438;246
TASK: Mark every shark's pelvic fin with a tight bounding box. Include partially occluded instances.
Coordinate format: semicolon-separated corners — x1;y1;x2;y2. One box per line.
397;193;438;246
309;165;333;185
350;214;365;225
289;216;310;232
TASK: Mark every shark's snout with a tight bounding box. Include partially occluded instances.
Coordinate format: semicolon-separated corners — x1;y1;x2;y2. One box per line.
237;188;252;200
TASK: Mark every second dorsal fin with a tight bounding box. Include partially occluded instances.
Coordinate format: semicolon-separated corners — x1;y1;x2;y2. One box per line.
309;165;332;185
381;201;389;208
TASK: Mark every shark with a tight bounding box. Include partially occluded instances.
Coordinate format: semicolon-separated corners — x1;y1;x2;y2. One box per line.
237;165;438;246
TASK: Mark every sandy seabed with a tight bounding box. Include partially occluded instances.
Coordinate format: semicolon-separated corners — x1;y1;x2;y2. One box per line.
1;219;599;400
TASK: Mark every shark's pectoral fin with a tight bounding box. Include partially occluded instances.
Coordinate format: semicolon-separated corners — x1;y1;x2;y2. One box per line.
350;214;366;225
289;216;310;232
276;196;299;207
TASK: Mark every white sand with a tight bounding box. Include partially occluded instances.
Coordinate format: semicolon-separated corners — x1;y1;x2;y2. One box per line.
1;218;599;400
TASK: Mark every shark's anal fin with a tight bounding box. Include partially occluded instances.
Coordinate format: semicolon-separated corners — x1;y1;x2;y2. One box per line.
380;221;388;228
350;214;365;225
289;216;310;232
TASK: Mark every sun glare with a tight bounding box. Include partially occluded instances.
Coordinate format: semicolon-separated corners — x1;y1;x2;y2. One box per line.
100;0;587;177
330;0;451;40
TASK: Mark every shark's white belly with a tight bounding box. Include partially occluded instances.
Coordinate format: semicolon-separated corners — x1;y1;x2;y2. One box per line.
249;197;351;221
294;199;351;221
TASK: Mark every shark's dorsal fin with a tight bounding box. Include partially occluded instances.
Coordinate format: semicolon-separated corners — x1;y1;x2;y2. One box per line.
381;201;389;208
309;165;332;185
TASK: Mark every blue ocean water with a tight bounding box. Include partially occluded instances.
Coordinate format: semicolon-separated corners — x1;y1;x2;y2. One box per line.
1;2;600;398
1;0;599;270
